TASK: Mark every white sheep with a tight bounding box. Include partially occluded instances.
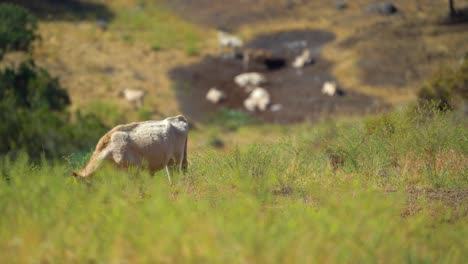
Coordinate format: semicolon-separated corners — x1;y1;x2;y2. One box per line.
321;81;338;96
292;49;312;69
244;87;271;112
218;30;243;50
205;87;226;104
119;88;147;109
234;72;266;91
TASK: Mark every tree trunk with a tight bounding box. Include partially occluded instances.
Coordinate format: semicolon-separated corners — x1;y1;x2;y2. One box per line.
449;0;457;17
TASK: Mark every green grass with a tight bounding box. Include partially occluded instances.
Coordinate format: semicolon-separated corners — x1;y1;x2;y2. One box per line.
81;99;126;127
110;2;204;54
209;108;258;131
0;106;467;263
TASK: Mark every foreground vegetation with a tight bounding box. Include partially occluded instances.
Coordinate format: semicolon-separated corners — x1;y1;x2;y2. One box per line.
0;106;466;263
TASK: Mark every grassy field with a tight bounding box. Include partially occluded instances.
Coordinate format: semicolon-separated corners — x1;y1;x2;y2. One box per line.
1;106;466;263
1;1;467;262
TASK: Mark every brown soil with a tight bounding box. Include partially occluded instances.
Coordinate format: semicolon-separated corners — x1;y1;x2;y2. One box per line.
169;30;388;124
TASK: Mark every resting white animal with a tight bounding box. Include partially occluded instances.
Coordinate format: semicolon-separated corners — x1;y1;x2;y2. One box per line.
73;115;189;184
234;72;266;90
206;87;226;104
119;88;146;109
218;30;243;49
292;49;312;69
322;81;338;96
244;87;271;112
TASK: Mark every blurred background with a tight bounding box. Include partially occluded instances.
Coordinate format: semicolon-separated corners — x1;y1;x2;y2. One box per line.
0;0;467;157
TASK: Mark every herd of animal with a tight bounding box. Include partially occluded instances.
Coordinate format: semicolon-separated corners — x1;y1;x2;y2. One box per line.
75;30;347;181
205;30;344;112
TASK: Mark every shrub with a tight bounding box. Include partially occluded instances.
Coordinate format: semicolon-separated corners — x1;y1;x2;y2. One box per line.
0;60;70;111
418;59;468;110
0;3;38;58
0;6;108;159
0;61;108;159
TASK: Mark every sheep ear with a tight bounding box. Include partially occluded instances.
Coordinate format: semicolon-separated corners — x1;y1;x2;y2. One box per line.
176;115;187;122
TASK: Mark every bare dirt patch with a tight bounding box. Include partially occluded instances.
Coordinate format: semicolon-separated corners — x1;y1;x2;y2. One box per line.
169;30;387;124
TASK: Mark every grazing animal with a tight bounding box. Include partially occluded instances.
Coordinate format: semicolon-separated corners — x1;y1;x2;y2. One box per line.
218;30;243;50
270;103;283;112
242;48;272;71
292;49;313;69
119;88;147;109
366;2;398;15
244;87;271;112
234;72;267;91
322;81;345;96
206;87;226;104
73;115;189;184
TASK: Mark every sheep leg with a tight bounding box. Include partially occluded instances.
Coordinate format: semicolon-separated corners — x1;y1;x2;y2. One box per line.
165;166;172;185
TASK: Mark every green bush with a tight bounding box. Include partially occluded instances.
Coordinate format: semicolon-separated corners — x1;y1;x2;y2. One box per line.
0;6;108;159
0;3;38;58
0;61;108;159
418;59;468;110
0;60;70;111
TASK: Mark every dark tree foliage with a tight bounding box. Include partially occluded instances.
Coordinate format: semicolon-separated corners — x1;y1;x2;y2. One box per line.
0;4;108;159
0;3;38;58
0;60;70;111
0;61;108;159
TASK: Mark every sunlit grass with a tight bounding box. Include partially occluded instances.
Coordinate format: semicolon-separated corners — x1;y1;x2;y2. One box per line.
110;2;205;55
0;106;467;262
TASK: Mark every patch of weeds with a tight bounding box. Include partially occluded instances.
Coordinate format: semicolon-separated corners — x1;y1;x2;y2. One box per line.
209;108;257;131
185;43;200;57
151;43;162;52
137;107;153;121
82;100;125;127
418;59;468;111
364;114;396;136
63;149;93;173
121;34;133;43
